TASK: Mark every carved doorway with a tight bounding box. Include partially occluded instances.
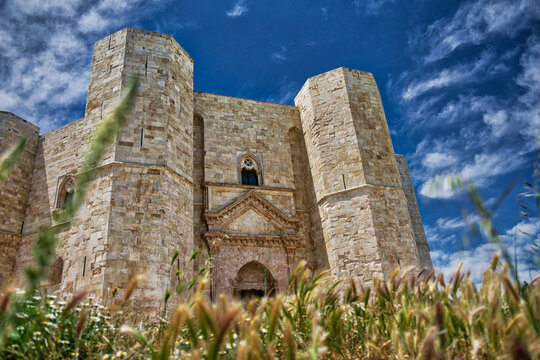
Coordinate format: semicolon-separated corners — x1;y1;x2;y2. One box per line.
233;261;275;299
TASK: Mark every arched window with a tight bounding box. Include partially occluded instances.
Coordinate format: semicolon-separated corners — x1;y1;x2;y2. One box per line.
56;176;75;210
50;257;64;285
239;155;261;186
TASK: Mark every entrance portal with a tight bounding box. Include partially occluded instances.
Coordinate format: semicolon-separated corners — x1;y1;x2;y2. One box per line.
234;261;275;298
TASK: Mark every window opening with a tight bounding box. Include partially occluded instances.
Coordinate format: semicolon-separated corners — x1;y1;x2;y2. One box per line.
50;258;63;285
240;156;260;186
57;177;75;211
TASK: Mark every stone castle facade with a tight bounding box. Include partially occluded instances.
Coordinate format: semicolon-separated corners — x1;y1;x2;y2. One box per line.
0;28;431;310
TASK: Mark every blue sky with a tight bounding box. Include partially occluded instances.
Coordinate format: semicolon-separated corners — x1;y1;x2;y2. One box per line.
1;0;539;283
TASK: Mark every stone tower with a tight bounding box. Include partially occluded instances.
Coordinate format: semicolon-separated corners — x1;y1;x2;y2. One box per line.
0;28;431;311
86;28;195;308
0;112;39;285
295;68;424;283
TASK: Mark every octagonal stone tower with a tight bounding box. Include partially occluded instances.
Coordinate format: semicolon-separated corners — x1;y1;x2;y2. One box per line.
295;68;424;282
91;28;195;309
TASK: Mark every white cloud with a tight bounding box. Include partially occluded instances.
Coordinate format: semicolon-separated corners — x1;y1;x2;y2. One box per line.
516;35;540;136
419;149;526;199
436;217;465;230
402;51;493;100
483;110;508;137
422;152;457;169
0;0;168;132
78;10;110;33
432;218;540;284
421;0;540;63
226;0;248;18
271;46;287;61
352;0;396;14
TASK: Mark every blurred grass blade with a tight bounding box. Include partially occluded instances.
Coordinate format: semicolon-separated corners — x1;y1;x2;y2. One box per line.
0;137;26;182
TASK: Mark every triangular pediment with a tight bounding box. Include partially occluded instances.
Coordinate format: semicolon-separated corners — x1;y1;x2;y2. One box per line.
204;190;300;233
226;209;280;235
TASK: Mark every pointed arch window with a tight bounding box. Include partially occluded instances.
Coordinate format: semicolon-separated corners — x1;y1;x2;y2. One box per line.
239;155;261;186
56;176;75;210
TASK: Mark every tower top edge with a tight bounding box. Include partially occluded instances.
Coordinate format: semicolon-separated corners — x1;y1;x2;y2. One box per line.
293;67;375;105
103;27;193;62
0;111;40;132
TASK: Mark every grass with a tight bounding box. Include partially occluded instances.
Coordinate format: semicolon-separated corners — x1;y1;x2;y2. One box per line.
1;76;540;359
1;258;539;359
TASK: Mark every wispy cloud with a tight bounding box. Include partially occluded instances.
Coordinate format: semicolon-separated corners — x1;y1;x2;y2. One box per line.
226;0;248;18
410;38;539;200
422;152;457;170
271;46;287;61
78;9;110;33
352;0;396;14
402;51;494;100
436;217;466;230
419;0;540;63
263;79;299;105
431;218;539;284
419;148;527;199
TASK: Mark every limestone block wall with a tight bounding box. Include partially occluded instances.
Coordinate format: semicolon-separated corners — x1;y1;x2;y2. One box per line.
0;112;39;285
194;92;297;188
205;184;295;216
105;166;193;311
114;29;194;181
395;155;433;269
287;127;321;270
85;29;127;166
193;113;208;278
15;117;112;299
211;245;289;297
0;112;39;233
296;67;421;282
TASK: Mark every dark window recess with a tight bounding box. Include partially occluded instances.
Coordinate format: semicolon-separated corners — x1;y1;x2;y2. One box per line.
82;256;87;277
63;191;74;210
241;169;258;186
50;258;63;285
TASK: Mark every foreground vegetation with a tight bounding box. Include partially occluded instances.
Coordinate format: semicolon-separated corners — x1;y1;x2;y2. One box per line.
1;258;539;359
1;76;539;359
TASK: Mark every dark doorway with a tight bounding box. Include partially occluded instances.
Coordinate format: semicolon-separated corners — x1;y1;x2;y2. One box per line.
234;261;275;298
239;289;264;300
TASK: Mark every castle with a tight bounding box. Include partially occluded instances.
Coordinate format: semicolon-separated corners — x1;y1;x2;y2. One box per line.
0;28;431;310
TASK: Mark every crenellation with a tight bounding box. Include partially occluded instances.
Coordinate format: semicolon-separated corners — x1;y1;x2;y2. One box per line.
0;28;431;308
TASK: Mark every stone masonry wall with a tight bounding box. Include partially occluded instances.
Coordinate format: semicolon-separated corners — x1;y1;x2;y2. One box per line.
0;112;39;285
395;155;433;270
194;92;297;188
0;112;40;233
15;117;112;299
